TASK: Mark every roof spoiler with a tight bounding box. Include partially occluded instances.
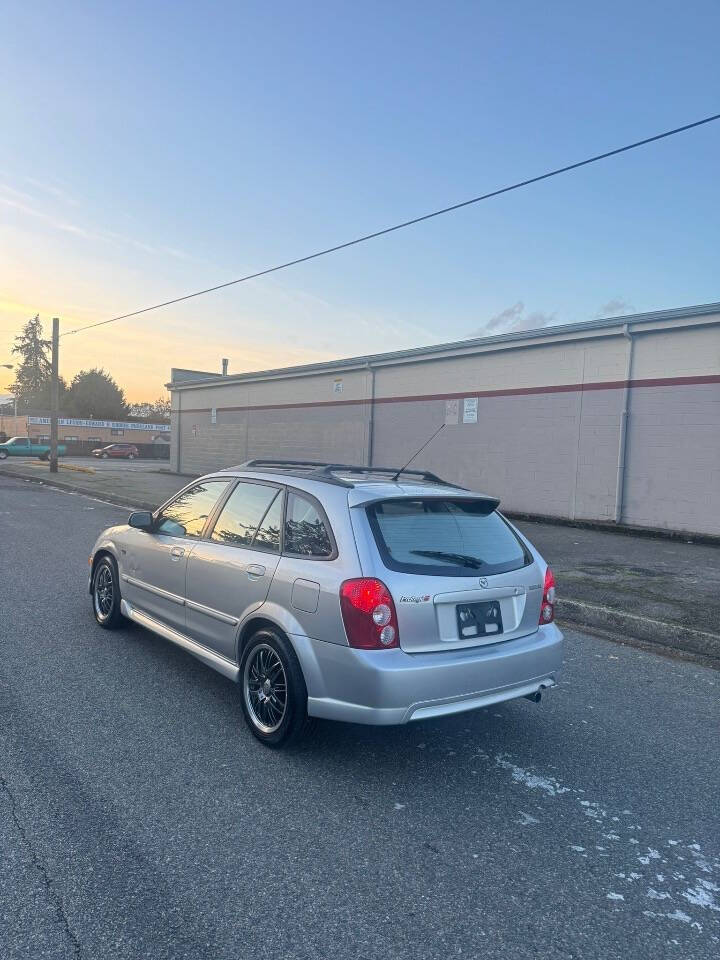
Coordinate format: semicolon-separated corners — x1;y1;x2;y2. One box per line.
352;493;501;514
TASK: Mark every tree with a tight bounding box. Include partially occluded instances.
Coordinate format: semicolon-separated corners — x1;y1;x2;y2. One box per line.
128;395;171;422
66;368;129;420
9;315;62;410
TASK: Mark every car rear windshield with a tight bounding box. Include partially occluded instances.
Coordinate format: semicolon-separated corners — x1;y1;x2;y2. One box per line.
366;498;531;577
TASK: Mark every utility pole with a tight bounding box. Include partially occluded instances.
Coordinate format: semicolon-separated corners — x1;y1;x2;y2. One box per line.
50;317;59;473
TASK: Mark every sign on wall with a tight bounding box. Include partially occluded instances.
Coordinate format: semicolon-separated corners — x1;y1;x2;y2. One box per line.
333;379;344;394
444;399;459;425
27;417;170;432
463;397;478;423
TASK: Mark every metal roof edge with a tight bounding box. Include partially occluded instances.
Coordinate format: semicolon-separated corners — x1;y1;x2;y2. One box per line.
167;300;720;391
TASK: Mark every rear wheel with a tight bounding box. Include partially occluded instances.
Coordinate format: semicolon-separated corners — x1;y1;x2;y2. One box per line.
128;453;135;460
92;556;123;629
240;629;312;747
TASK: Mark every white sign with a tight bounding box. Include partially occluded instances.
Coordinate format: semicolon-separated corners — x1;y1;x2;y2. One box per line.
444;399;459;425
463;397;478;423
28;417;170;432
211;407;217;425
333;379;344;394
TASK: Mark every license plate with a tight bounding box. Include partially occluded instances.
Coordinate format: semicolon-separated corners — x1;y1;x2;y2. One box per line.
456;600;504;639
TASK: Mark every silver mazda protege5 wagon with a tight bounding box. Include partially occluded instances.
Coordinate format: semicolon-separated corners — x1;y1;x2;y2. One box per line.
89;460;563;746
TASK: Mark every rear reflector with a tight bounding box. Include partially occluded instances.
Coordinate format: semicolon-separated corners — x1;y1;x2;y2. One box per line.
340;578;400;649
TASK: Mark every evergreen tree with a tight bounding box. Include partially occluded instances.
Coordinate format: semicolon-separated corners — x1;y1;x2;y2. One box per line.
10;316;52;408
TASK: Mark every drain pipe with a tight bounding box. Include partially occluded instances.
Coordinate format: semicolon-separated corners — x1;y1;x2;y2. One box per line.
366;362;376;467
175;388;182;475
614;324;634;524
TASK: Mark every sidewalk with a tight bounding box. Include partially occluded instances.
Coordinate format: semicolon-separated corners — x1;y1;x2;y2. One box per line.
3;459;718;662
0;458;182;510
515;519;720;661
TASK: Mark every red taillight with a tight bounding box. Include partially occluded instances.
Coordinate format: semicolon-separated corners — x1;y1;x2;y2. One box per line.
539;567;556;624
339;578;400;649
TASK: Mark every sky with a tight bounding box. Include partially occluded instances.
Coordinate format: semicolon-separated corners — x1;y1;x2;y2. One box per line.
1;0;719;402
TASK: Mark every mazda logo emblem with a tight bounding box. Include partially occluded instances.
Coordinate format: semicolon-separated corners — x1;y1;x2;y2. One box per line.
478;577;489;587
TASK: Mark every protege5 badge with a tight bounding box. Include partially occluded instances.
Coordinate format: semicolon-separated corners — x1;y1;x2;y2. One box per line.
399;594;431;603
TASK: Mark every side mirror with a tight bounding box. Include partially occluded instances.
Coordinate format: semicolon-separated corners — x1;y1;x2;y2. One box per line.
128;510;154;531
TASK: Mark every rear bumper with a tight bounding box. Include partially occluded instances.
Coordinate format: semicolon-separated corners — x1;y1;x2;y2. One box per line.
293;623;563;725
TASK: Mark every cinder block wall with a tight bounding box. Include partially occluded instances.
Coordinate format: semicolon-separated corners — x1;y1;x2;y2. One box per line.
170;317;720;536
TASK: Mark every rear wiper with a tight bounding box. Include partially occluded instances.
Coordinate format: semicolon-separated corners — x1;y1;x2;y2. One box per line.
411;550;485;569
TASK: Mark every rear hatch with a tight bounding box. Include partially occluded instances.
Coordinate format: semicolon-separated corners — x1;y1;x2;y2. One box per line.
356;494;543;653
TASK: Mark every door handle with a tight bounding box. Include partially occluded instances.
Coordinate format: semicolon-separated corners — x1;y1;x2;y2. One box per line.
170;546;185;560
247;563;266;579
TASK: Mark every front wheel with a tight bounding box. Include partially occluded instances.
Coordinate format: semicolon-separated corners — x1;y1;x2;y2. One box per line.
102;453;109;459
92;556;123;629
128;453;135;460
0;450;7;460
240;630;313;747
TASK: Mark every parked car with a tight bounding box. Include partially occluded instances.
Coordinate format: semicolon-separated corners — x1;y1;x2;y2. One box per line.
92;443;140;459
0;436;66;460
89;460;562;747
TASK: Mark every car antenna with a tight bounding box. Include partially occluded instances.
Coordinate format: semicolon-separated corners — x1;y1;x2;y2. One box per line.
391;423;446;481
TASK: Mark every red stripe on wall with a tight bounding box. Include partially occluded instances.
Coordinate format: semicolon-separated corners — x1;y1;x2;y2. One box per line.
179;373;720;415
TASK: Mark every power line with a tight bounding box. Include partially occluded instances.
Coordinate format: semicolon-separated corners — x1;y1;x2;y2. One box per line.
61;111;720;338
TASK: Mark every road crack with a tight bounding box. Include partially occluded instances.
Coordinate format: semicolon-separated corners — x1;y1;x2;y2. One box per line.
0;772;83;959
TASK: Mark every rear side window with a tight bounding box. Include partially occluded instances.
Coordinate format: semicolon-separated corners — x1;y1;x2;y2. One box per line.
210;482;281;551
284;492;334;557
367;499;530;576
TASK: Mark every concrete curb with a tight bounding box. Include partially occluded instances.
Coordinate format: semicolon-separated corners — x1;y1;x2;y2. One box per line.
558;597;720;661
506;511;720;547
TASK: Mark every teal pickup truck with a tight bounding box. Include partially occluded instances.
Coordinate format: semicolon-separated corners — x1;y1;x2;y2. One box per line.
0;436;67;460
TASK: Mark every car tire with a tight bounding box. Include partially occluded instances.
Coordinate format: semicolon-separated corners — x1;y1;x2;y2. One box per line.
128;453;135;460
239;629;313;748
92;555;123;629
102;453;109;459
0;450;8;459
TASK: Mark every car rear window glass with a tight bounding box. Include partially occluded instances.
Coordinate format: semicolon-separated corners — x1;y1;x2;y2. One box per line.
367;499;530;576
210;483;280;550
284;492;333;557
156;480;230;538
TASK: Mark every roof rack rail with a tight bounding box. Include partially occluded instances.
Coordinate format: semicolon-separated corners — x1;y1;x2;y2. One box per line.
238;459;464;489
237;458;352;486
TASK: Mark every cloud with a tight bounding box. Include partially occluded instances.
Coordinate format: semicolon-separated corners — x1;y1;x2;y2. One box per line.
24;176;76;206
468;301;557;338
597;298;632;318
0;180;201;263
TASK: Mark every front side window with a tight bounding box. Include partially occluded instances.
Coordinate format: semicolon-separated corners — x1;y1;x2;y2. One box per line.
210;483;281;551
156;480;229;538
367;499;530;576
284;492;334;557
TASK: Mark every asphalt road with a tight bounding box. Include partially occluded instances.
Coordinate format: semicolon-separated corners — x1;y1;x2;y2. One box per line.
1;475;718;960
